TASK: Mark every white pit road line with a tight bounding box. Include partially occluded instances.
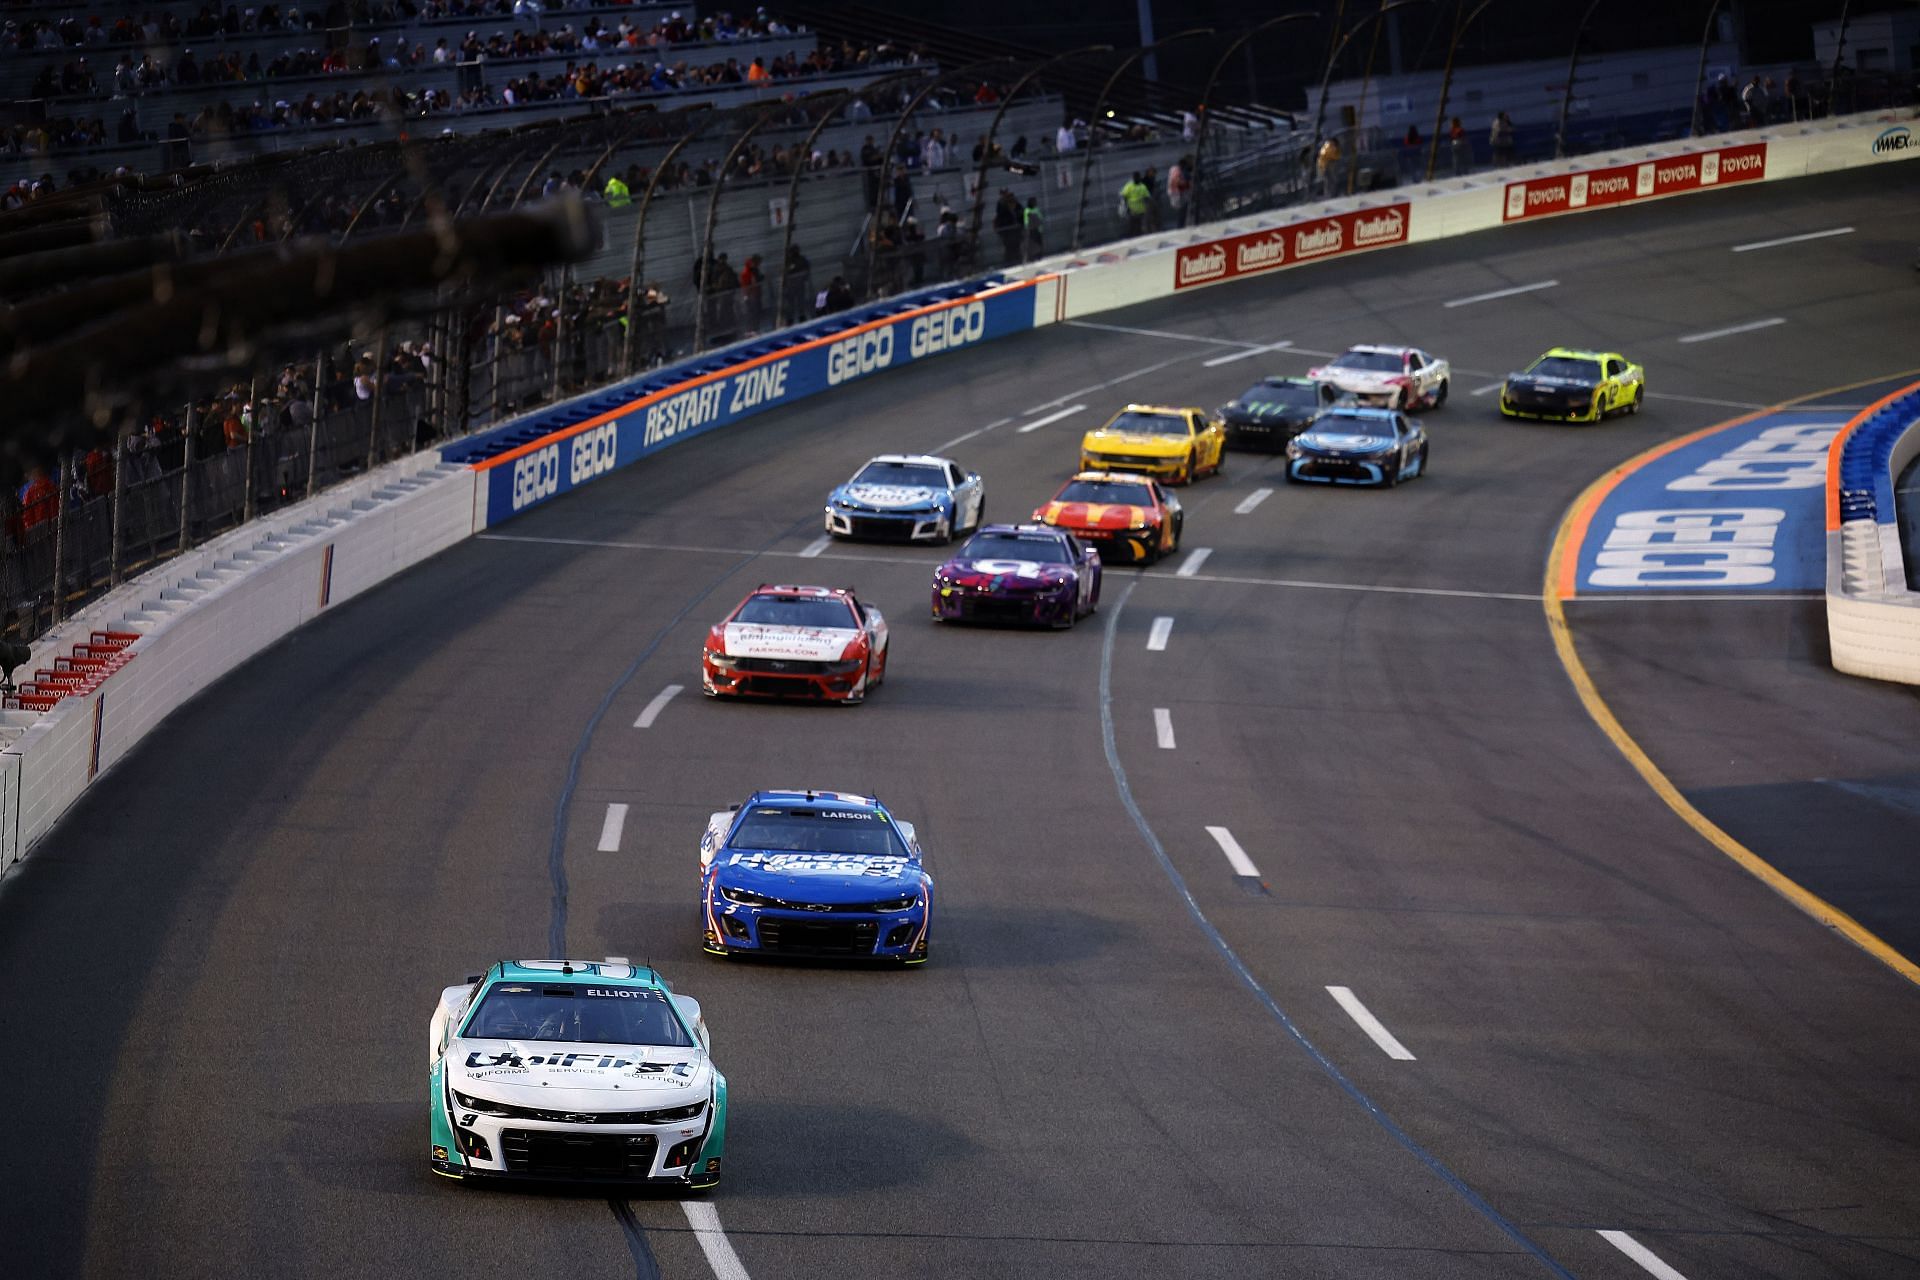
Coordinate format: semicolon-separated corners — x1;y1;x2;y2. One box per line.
1234;487;1272;515
1443;279;1559;308
1146;616;1174;651
1153;708;1175;750
1597;1230;1691;1280
798;535;831;557
1677;317;1786;344
1017;403;1087;434
596;804;629;853
1203;340;1294;368
1731;225;1853;252
1176;547;1212;578
682;1201;751;1280
634;684;683;729
1205;826;1262;878
1326;986;1417;1060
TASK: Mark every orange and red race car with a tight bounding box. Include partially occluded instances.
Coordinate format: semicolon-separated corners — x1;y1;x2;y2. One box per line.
1031;471;1184;565
702;585;890;704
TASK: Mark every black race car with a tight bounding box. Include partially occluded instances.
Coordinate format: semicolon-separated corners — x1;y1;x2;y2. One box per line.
1216;376;1337;452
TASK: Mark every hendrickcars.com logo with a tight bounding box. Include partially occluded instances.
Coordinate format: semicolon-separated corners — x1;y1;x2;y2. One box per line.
1874;126;1912;154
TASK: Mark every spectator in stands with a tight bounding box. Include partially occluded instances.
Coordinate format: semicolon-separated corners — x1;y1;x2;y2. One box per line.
1489;111;1514;167
1448;116;1470;176
819;274;853;314
1021;197;1043;262
1315;136;1341;198
1167;154;1191;223
901;216;926;286
604;170;630;206
993;188;1022;264
922;128;946;171
739;254;765;333
1055;119;1077;154
1119;172;1150;235
782;245;812;323
1141;166;1162;230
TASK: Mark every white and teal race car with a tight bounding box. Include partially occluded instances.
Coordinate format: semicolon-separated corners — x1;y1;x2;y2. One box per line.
429;959;726;1188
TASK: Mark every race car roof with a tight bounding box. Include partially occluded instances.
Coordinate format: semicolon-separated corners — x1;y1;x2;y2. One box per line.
1312;407;1403;424
1066;470;1159;485
1116;403;1199;415
752;584;855;598
1346;343;1417;357
1537;347;1618;361
865;453;953;468
974;522;1066;538
746;788;882;812
493;960;666;987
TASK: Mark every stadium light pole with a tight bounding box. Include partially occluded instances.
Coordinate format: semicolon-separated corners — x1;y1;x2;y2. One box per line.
1553;0;1607;158
1192;14;1315;224
1688;0;1730;137
774;69;931;329
865;57;1018;299
1071;28;1215;253
693;94;834;354
1307;0;1425;203
1425;0;1502;180
621;104;718;376
966;45;1112;250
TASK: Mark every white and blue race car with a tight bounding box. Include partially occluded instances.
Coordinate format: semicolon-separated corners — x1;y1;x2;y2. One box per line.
1285;407;1429;486
824;454;985;543
430;959;726;1188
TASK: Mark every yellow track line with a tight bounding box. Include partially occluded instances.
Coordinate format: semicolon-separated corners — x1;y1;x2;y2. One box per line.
1543;370;1920;989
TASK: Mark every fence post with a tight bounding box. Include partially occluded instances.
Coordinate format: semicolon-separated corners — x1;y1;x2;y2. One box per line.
489;304;504;425
177;402;195;553
108;433;126;587
307;348;325;498
242;375;258;524
50;451;69;625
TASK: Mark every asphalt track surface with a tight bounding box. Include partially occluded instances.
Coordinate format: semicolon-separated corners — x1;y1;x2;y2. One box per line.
3;163;1919;1280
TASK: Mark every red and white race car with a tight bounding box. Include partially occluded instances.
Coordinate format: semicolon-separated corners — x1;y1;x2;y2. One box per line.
701;585;889;704
1308;344;1450;411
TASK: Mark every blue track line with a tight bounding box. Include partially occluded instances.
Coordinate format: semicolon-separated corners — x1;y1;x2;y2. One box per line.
1097;579;1577;1279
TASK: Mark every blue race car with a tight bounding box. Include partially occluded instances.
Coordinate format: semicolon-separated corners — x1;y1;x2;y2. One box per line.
700;790;932;964
824;454;985;543
1284;407;1429;486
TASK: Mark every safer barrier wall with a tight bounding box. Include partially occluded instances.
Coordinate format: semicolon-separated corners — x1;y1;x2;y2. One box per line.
3;108;1915;881
1825;381;1920;685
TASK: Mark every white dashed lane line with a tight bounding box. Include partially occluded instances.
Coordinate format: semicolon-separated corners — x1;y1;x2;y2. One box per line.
1443;279;1559;308
633;684;683;729
1731;225;1852;252
596;804;629;853
1203;340;1294;368
1597;1230;1691;1279
1147;616;1174;650
682;1200;752;1280
1204;826;1262;878
1325;986;1417;1061
1233;487;1272;514
1470;381;1506;397
1677;317;1786;344
1017;403;1087;434
798;535;831;557
1153;708;1175;749
1176;547;1213;577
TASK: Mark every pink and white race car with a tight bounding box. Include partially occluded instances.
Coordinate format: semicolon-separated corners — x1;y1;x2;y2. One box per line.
1308;345;1450;411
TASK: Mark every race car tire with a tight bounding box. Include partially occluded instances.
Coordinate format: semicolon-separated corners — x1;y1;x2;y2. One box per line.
1173;453;1194;486
1627;385;1642;414
1417;442;1430;476
1434;379;1449;408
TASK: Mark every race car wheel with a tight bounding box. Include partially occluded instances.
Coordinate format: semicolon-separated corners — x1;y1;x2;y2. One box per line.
1173;453;1194;486
1417;442;1430;476
1434;379;1449;408
1627;385;1642;414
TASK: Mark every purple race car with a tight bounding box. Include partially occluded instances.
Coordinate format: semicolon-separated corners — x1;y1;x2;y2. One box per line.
930;524;1102;628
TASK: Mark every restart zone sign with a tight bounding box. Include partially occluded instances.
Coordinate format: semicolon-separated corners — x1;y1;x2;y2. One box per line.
483;286;1036;520
1503;142;1766;222
1569;410;1851;593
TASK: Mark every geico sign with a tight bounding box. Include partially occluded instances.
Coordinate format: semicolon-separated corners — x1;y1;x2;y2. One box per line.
511;444;561;511
909;302;985;357
569;423;618;486
826;326;894;385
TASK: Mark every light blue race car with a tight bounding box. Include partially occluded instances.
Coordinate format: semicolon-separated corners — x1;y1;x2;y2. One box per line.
824;454;985;543
429;959;726;1188
1284;407;1429;487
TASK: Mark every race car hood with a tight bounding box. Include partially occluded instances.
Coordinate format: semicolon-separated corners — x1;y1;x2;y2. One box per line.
720;622;858;661
451;1038;708;1099
1294;429;1395;454
1036;500;1156;531
712;848;921;903
832;483;945;510
1312;368;1407;393
1079;429;1189;458
938;556;1078;594
1221;398;1317;425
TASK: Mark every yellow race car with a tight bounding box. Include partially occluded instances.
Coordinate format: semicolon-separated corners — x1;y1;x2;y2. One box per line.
1498;348;1645;422
1078;405;1226;485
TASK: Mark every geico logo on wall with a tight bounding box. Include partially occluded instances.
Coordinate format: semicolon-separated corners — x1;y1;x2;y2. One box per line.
1503;142;1766;222
511;444;561;511
1874;125;1912;154
1173;204;1410;289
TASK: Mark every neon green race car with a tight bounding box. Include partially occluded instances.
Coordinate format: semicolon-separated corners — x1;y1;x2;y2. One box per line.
429;959;726;1188
1498;348;1645;422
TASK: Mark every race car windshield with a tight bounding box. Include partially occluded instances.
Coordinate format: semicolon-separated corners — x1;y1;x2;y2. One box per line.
1526;357;1602;382
1332;351;1406;372
852;461;946;488
464;984;695;1046
1055;480;1154;505
734;595;857;628
1313;415;1392;437
1242;381;1320;408
1104;411;1190;437
961;533;1072;563
727;808;909;857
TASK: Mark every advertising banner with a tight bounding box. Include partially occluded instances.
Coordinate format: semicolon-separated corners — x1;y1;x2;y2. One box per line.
1173;203;1410;290
1502;142;1767;223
